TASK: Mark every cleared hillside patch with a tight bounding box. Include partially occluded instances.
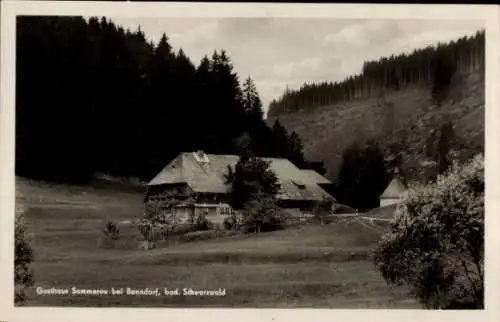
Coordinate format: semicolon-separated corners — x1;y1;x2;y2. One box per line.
267;71;484;180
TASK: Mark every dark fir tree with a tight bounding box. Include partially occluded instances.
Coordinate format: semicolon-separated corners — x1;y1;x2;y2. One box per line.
15;16;320;185
288;131;307;168
242;76;263;119
271;120;291;158
431;44;457;106
425;121;459;176
335;141;390;210
240;76;274;157
436;121;457;174
224;149;280;210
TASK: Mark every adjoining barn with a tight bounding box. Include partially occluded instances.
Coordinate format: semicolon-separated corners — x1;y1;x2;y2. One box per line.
145;151;336;223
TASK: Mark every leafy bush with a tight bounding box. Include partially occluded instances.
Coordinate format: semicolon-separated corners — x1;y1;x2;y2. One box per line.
137;218;153;242
140;199;176;244
223;215;238;230
143;199;165;223
102;220;121;240
373;154;484;309
15;205;34;305
223;216;233;230
312;197;334;225
139;199;215;248
138;220;170;241
222;213;245;231
191;211;213;231
196;217;213;231
241;194;283;233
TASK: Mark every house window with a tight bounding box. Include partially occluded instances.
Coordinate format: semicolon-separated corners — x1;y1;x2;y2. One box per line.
292;180;306;189
197;207;209;215
220;207;232;215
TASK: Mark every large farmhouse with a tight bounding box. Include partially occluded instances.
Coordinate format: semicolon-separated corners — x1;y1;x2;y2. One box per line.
145;151;335;222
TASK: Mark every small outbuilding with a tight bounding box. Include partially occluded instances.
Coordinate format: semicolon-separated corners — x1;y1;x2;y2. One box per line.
379;172;407;207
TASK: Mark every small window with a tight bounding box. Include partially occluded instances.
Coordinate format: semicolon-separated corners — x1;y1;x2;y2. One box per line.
193;150;209;163
292;180;306;189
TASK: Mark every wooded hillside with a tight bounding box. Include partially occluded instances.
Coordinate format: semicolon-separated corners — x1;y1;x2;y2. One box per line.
267;31;485;182
16;16;322;184
268;31;484;117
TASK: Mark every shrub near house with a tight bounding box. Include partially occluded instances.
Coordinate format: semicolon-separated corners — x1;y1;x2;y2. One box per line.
225;149;281;233
374;154;484;309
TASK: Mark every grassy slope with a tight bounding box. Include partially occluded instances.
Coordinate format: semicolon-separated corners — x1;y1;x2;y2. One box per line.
267;70;484;180
16;177;417;308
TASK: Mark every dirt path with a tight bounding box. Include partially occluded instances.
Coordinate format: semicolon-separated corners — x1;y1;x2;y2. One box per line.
359;216;392;222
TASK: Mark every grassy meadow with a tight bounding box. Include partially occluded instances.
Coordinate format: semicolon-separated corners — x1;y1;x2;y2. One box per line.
16;177;417;308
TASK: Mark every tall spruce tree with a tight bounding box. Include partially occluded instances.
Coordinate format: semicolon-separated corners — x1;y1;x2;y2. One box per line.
224;149;280;210
240;76;275;157
288;131;307;168
242;76;264;119
271;120;291;158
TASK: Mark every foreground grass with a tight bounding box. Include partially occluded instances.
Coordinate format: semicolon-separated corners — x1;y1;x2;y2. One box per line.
17;177;417;308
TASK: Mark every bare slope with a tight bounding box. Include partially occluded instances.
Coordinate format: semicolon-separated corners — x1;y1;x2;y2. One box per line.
16;178;415;308
267;70;484;180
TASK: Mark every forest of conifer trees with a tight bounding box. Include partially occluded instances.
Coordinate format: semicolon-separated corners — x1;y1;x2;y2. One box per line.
267;30;485;117
16;16;323;184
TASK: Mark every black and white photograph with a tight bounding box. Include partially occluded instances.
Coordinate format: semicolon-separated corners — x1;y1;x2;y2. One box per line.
1;1;499;320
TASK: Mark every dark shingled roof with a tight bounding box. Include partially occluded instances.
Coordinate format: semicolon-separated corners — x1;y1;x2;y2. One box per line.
148;152;334;202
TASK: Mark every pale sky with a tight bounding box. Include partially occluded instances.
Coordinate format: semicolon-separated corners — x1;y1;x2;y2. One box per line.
109;17;483;113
